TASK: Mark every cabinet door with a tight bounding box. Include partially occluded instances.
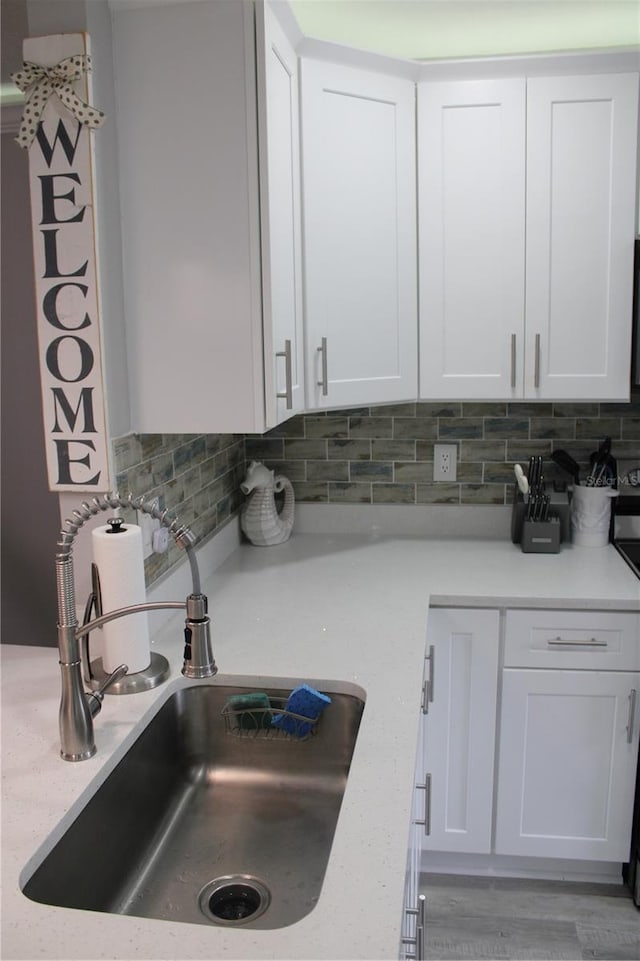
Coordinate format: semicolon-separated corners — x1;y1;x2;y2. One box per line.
418;79;526;399
300;60;417;409
112;0;268;433
496;669;640;860
256;2;305;426
525;73;639;400
423;608;500;854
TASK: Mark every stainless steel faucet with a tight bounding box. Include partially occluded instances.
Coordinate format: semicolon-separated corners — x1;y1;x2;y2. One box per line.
56;493;217;761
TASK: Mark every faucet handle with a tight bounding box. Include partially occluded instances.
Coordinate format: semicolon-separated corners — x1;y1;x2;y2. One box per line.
87;663;128;717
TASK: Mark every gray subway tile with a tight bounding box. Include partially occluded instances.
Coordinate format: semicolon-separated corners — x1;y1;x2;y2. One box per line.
305;416;349;438
457;462;483;483
245;437;284;460
307;460;349;482
484;416;528;438
416;483;460;504
112;434;143;471
260;460;306;482
529;417;576;440
328;438;371;460
463;402;507;417
394;461;432;483
553;402;599;417
372;438;416;460
460;440;506;462
349;416;393;438
417;402;462;417
576;417;622;440
350;460;393;481
372;483;416;504
328;482;372;503
461;483;507;504
395;417;437;440
507;402;553;417
283;438;327;460
621;417;640;440
438;417;483;440
371;402;417;417
507;440;552;461
292;481;328;503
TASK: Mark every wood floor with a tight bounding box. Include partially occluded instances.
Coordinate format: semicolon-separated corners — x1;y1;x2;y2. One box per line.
421;874;640;960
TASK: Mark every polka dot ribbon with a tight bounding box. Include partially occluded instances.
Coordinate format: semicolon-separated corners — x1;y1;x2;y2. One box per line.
10;54;105;149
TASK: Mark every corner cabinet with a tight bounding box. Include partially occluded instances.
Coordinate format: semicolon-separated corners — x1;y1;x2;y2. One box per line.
111;0;303;433
300;60;418;409
418;72;639;401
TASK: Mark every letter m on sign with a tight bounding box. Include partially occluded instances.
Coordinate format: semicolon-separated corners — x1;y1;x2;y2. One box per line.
23;32;110;491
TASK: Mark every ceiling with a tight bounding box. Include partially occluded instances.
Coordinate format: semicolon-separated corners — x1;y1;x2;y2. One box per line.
288;0;640;60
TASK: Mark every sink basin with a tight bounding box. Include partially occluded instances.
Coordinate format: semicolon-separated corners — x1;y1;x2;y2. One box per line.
22;679;365;929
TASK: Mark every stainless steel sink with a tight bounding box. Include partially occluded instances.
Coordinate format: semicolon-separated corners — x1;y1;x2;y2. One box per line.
22;680;365;929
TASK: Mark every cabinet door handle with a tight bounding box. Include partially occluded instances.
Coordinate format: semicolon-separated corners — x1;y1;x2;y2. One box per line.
534;333;541;389
547;636;607;648
275;339;293;409
405;894;426;959
414;774;431;836
422;644;435;714
317;337;328;396
510;333;517;389
627;689;637;744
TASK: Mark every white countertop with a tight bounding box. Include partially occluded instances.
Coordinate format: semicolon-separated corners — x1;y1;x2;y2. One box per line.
2;530;639;961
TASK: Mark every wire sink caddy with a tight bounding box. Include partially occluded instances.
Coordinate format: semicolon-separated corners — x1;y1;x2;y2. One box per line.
221;695;320;740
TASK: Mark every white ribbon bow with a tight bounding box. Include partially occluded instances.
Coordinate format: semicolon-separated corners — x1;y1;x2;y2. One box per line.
11;54;105;149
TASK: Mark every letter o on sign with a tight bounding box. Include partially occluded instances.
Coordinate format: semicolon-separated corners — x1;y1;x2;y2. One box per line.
45;335;94;383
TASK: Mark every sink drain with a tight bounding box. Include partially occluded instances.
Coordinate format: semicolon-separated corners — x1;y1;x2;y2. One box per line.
198;875;271;925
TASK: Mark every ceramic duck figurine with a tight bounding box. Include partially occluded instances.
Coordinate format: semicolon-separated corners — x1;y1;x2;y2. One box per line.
240;461;295;546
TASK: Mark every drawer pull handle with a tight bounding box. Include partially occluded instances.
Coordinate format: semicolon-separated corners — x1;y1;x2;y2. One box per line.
627;689;637;744
547;637;607;647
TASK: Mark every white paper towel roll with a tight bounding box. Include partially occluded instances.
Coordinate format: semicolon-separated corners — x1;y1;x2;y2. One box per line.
91;520;151;674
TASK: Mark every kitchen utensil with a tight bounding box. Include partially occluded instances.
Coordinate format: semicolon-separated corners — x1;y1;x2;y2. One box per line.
514;464;529;497
551;449;581;485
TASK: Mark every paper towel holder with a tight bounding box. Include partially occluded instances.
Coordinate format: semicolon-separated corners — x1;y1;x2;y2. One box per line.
82;563;170;695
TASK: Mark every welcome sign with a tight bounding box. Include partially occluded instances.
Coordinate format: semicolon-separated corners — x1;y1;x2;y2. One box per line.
17;33;109;491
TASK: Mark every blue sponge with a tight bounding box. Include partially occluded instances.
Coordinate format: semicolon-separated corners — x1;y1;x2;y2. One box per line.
272;684;331;737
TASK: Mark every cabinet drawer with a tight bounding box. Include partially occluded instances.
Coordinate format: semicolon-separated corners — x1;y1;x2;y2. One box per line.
504;610;640;670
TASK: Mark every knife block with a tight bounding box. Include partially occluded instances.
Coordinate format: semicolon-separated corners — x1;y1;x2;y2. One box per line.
521;518;562;553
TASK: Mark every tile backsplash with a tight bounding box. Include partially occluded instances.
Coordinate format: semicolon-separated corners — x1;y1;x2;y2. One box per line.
113;396;639;586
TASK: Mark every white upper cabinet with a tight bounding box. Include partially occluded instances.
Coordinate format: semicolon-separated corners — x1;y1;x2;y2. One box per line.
525;73;638;400
111;0;302;434
256;3;305;425
300;60;418;409
418;71;638;401
418;79;526;399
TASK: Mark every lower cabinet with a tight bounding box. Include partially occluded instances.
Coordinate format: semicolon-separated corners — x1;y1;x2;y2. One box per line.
422;606;640;867
423;608;500;854
495;668;640;861
400;672;427;961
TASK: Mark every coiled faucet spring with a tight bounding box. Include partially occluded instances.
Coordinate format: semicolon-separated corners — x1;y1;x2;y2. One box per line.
56;492;217;761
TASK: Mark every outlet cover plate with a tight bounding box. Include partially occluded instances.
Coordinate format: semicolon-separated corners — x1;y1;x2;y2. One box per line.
433;443;457;482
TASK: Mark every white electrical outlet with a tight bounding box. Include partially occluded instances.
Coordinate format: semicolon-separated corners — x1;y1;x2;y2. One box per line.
433;443;457;482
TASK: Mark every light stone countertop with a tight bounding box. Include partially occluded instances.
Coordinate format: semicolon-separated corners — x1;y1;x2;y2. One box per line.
2;531;639;961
